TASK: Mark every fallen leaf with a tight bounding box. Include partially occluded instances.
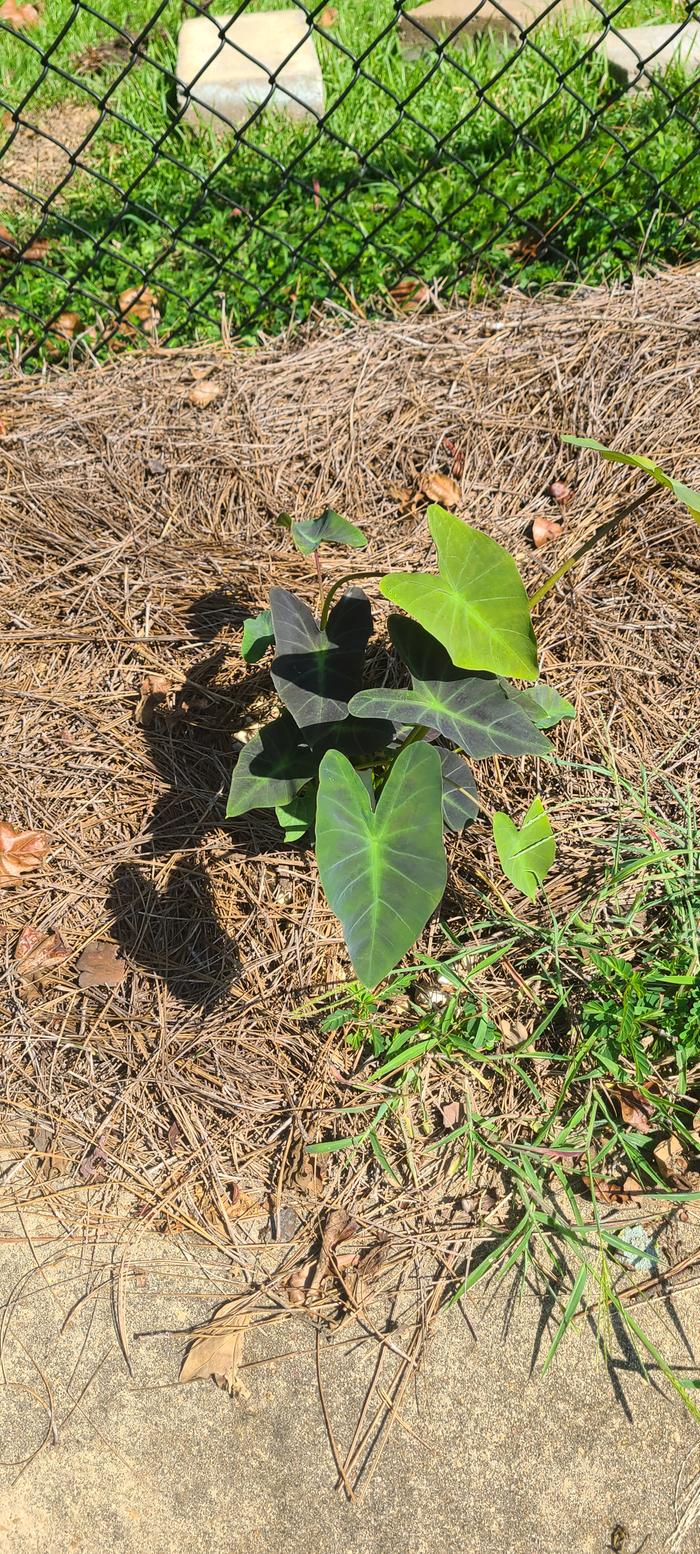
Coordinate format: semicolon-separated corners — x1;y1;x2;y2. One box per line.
532;514;562;549
614;1085;655;1134
140;671;171;698
55;310;80;341
306;1206;356;1299
419;470;462;509
136;672;172;728
79;1132;112;1181
319;5;338;23
548;478;574;506
117;286;160;335
653;1134;690;1187
387;481;415;510
0;225;16;255
0;0;40;26
0;824;49;887
180;1302;251;1397
441;1101;461;1130
15;923;68;976
187;379;222;408
390;276;430;312
22;237;53;261
76;940;125;989
593;1174;643;1206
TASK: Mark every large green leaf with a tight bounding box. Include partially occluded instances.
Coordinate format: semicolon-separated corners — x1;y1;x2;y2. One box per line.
291;509;368;556
315;742;447;987
348;618;549;758
503;681;576;730
437;747;479;832
241;608;274;664
226;713;317;818
380;506;538;679
270;587;372;731
492;796;555;900
562;436;700;524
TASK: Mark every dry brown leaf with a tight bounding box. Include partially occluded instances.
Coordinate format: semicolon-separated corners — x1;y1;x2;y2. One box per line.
548;478;574;506
0;0;40;26
180;1302;251;1397
140;672;171;698
387;481;415;511
419;470;461;509
319;5;338;24
390;277;430;312
135;672;172;729
0;225;16;256
653;1134;690;1187
76;939;125;989
23;237;53;261
15;923;69;976
532;514;562;549
0;823;49;887
614;1085;654;1134
307;1206;356;1299
593;1174;642;1206
188;379;222;408
441;1101;461;1130
117;286;160;335
55;310;80;341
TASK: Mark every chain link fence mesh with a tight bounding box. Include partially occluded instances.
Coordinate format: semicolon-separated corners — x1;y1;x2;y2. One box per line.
0;0;699;359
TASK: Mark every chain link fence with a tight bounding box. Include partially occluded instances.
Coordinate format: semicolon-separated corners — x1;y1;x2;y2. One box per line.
0;0;699;358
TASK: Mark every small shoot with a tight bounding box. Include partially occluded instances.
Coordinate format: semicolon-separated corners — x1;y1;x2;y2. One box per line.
492;796;555;900
241;608;275;664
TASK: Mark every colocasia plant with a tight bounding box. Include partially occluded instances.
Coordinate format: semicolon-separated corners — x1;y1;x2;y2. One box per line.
228;506;574;986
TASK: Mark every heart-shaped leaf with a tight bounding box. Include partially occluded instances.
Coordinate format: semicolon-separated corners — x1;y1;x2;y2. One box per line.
270;587;372;732
226;713;317;818
492;796;555;900
348;618;549;758
380;506;538;679
241;608;275;664
315;742;447;987
437;747;479;831
562;436;700;524
503;682;575;730
291;509;368;556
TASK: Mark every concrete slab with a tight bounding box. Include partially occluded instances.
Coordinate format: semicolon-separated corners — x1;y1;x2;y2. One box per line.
0;1218;697;1554
398;0;589;54
585;22;700;89
176;12;324;131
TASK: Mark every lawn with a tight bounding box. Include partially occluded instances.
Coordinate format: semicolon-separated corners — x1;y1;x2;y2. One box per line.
0;0;699;350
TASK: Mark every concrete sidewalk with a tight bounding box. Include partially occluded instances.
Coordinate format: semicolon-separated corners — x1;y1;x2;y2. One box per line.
0;1224;696;1554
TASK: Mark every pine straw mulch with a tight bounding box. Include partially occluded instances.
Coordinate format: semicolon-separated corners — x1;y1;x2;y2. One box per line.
1;272;699;1465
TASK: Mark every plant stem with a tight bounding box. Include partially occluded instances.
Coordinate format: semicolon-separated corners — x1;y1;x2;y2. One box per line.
528;487;656;610
313;548;323;605
320;570;386;629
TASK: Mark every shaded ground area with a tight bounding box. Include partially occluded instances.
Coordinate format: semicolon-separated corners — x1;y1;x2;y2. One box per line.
0;1213;697;1554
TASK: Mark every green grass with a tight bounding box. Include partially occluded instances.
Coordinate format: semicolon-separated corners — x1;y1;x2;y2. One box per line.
300;763;700;1406
1;0;699;352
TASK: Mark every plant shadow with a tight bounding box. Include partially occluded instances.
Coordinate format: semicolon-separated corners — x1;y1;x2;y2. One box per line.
107;589;273;1010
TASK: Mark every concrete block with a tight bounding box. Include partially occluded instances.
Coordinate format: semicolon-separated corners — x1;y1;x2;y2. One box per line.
176;11;324;131
398;0;586;54
585;22;700;89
